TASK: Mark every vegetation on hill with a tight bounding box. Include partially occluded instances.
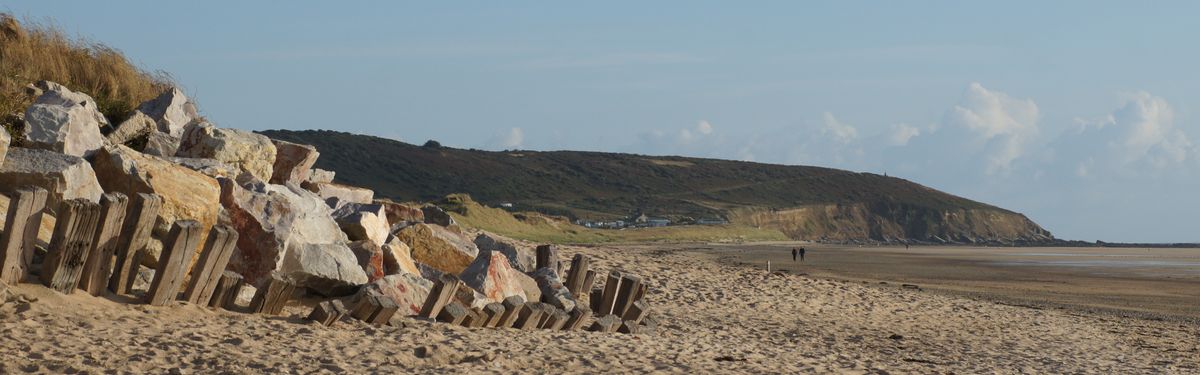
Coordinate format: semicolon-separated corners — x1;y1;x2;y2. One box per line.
0;14;170;137
261;129;1054;243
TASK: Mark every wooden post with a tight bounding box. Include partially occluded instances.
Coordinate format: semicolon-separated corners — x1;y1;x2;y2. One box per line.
42;199;102;293
563;306;590;331
589;288;603;314
78;193;129;296
513;302;544;330
482;302;505;328
108;193;162;295
307;299;349;327
599;271;623;315
350;291;399;326
622;300;649;324
420;274;463;319
250;273;296;315
613;274;643;318
535;245;560;274
588;314;621;333
564;254;589;296
207;271;244;309
182;225;239;304
464;308;487;328
535;303;556;329
145;220;203;306
546;308;569;330
497;296;525;328
580;270;596;303
0;187;48;285
436;300;469;325
617;320;640;334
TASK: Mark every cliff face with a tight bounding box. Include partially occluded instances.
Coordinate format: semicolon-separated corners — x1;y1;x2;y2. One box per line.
728;203;1052;244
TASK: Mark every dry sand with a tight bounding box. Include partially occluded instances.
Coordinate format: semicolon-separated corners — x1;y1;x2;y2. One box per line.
2;243;1198;374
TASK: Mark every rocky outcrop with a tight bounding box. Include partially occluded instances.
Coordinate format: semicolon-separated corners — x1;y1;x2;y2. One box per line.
176;122;277;182
269;140;318;185
91;145;221;267
382;235;419;276
218;180;362;291
0;147;103;207
136;87;198;137
393;223;478;275
728;202;1054;244
459;251;525;303
474;232;535;273
332;203;390;247
22;81;106;157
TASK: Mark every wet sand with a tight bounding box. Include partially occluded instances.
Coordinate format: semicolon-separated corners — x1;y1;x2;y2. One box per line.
718;243;1200;322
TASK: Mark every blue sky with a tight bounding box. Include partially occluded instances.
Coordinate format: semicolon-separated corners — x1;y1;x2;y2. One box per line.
6;2;1198;242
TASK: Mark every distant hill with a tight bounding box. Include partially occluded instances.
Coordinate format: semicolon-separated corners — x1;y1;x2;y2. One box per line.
261;129;1053;244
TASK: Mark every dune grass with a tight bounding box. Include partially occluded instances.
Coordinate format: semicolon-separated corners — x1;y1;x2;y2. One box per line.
445;195;788;244
0;14;170;136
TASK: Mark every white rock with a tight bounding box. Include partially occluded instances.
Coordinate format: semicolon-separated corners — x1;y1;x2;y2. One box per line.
176;122;277;182
22;81;106;157
137;87;197;137
279;242;368;296
0;147;103;208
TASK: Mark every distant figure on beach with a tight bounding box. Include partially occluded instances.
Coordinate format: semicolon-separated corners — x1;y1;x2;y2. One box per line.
799;247;806;261
791;248;798;261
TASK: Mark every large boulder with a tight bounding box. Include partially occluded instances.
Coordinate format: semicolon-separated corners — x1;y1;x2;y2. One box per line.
474;232;535;273
163;157;239;179
0;126;10;166
219;180;363;292
307;168;335;184
513;270;541;303
22;81;106;157
176;122;277;182
268;140;319;185
278;242;367;296
348;240;386;283
331;203;390;247
459;251;525;303
136;87;198;137
532;267;576;312
302;182;373;209
0;147;102;208
382;235;419;276
393;223;478;275
375;200;424;229
141;132;181;157
105;111;154;146
90;145;221;268
422;205;455;226
357;273;432;317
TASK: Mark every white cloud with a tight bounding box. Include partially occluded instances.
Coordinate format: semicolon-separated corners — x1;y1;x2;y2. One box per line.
697;120;714;135
886;123;920;146
821;112;858;143
1053;92;1195;177
486;127;525;150
940;82;1040;174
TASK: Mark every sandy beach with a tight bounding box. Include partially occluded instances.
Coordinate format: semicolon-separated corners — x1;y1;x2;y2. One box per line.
3;243;1198;373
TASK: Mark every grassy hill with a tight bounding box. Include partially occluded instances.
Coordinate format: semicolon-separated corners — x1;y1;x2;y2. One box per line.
262;129;1054;244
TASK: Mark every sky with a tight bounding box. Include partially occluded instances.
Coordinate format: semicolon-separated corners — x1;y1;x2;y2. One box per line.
5;2;1198;242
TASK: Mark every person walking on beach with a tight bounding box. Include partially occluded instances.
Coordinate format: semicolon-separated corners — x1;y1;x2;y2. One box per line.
791;248;798;262
799;247;806;261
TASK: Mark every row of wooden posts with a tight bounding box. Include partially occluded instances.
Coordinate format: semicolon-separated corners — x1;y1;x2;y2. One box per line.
306;248;654;334
0;186;285;313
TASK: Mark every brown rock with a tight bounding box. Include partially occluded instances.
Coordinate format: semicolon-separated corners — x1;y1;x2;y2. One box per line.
382;235;419;276
269;140;319;185
458;251;525;303
393;223;478;275
349;240;386;282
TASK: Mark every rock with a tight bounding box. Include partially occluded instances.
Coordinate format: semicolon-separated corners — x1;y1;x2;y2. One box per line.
532;267;576;312
331;203;390;247
473;232;535;273
358;272;433;317
278;242;367;296
416;262;447;281
22;81;106;157
307;168;335;184
162;157;239;179
141;132;181;157
348;240;386;282
0;126;10;167
269;140;319;184
453;282;492;309
382;235;419;276
459;251;525;303
136;87;198;137
0;147;102;208
512;271;541;303
302;182;373;209
176;121;277;182
375;200;424;229
106;111;154;145
91;145;221;269
422;205;455;226
393;223;478;275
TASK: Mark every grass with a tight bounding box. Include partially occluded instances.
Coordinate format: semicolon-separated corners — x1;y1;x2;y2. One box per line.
444;194;789;244
0;14;170;136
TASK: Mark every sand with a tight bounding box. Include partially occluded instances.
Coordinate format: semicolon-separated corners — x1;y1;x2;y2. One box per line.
2;243;1198;373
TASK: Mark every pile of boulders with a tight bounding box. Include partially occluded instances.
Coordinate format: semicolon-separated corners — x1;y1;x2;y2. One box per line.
0;81;656;335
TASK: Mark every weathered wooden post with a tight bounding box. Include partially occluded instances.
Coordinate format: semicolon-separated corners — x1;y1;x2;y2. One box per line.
598;271;623;315
563;306;591;331
565;253;590;296
535;244;560;274
182;225;239;304
0;187;48;285
250;272;297;315
588;314;621;333
420;274;463;319
613;274;643;318
146;220;203;306
436;300;470;325
307;299;350;327
207;271;244;309
497;295;525;328
108;193;162;295
513;302;545;330
42;199;102;293
78;193;129;296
